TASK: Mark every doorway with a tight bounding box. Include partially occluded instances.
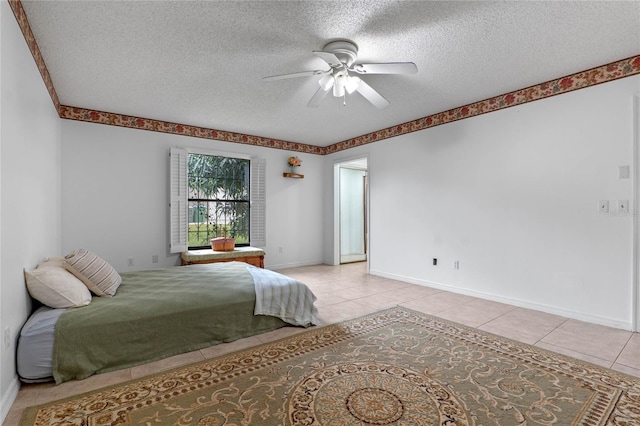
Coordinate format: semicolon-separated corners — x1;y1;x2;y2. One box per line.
337;158;368;264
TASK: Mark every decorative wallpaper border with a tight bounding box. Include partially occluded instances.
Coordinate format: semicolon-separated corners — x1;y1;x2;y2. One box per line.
58;106;325;154
9;0;640;156
325;55;640;154
8;0;61;111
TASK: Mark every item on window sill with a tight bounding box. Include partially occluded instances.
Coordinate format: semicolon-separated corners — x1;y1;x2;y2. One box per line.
211;237;235;251
283;172;304;178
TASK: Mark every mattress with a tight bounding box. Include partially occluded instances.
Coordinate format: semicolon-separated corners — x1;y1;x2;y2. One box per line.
17;263;317;383
17;306;65;382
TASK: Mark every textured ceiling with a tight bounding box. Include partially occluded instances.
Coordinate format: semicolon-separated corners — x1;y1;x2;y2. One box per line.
19;1;640;147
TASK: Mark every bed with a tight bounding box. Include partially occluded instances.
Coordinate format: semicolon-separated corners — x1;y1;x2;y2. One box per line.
18;260;317;384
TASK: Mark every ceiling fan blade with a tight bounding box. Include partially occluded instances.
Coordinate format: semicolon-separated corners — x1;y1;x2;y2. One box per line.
307;86;331;107
263;70;328;81
350;62;418;75
312;51;343;67
355;80;390;109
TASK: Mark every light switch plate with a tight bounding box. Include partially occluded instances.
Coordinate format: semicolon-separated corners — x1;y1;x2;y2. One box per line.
619;165;630;179
3;327;10;351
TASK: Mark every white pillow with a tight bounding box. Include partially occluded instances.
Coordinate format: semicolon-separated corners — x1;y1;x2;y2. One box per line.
64;249;122;297
24;267;91;308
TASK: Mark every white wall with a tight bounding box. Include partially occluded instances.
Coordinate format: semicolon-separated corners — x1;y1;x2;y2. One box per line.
60;120;325;272
1;1;62;419
328;75;639;330
2;1;639;419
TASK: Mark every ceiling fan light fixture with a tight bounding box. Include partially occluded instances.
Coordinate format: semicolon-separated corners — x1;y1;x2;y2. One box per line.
345;76;361;94
318;74;334;91
333;71;348;97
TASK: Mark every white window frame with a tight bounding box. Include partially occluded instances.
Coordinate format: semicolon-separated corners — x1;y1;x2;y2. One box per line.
169;147;266;253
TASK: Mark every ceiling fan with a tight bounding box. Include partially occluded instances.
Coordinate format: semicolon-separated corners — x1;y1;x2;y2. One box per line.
263;40;417;109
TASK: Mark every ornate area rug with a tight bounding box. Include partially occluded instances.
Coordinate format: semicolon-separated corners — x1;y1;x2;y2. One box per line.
21;307;640;425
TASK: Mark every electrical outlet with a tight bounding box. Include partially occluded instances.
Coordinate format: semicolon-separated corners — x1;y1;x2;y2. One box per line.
619;200;629;214
127;257;134;266
598;200;609;214
151;254;159;264
453;260;460;270
3;327;10;351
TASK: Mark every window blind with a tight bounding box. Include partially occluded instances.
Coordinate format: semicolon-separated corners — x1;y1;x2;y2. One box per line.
250;158;266;248
169;147;188;253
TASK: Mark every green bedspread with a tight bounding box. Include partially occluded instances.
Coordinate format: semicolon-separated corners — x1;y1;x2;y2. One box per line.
53;262;287;383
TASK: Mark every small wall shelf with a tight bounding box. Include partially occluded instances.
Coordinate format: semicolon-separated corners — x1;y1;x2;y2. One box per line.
283;172;304;179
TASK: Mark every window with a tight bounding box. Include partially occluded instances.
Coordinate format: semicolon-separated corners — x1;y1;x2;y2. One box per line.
187;153;250;249
170;147;265;253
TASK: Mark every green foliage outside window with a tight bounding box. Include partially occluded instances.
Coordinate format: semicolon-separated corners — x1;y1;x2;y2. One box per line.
188;153;250;249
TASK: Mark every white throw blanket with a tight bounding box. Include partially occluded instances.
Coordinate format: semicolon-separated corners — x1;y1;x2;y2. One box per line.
248;266;318;327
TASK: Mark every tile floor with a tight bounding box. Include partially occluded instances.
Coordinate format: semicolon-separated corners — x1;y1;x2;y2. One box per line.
5;262;640;424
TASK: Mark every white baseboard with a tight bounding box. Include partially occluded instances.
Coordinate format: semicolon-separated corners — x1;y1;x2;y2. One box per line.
268;259;325;271
370;269;632;331
1;376;20;425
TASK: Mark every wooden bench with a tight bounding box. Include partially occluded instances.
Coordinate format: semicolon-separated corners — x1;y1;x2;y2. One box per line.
180;247;265;268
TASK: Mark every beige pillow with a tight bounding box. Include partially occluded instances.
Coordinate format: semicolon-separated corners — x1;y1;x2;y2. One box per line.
64;249;122;297
37;257;67;269
24;267;91;308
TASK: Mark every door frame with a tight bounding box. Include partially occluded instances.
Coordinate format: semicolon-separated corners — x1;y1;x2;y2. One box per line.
633;93;639;331
333;155;370;268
